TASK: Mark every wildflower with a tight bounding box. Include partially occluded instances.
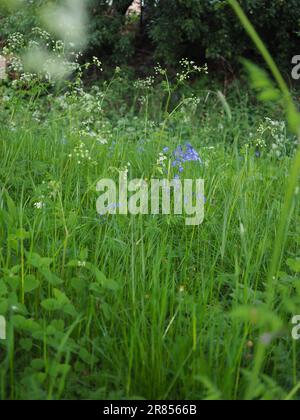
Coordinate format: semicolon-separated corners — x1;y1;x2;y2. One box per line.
177;59;208;82
253;117;297;159
157;153;167;166
171;143;202;177
155;149;169;174
69;141;96;165
92;56;103;71
78;261;86;268
48;180;60;199
173;144;202;164
134;76;155;89
34;202;45;210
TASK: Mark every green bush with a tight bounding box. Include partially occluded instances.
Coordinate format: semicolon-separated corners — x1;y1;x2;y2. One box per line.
145;0;300;69
0;1;137;64
1;1;299;70
0;1;41;43
86;0;136;63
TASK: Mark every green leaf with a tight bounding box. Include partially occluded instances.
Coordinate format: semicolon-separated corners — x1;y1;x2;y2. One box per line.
102;278;120;291
41;299;62;312
12;315;40;332
31;359;45;370
5;192;18;221
258;88;281;102
53;288;70;304
40;269;63;286
78;348;98;365
0;299;8;314
242;60;281;103
67;260;80;267
79;248;89;261
89;283;102;296
26;252;52;269
14;229;30;241
287;104;300;135
20;338;33;351
87;264;120;291
70;277;87;292
63;304;78;317
48;362;71;378
0;282;8;297
53;289;77;317
287;258;300;273
24;275;40;293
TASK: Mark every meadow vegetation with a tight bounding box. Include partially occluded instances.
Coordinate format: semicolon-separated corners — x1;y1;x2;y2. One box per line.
0;0;300;401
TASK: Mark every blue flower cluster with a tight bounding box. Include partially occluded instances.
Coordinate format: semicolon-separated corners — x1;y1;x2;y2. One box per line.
166;143;202;178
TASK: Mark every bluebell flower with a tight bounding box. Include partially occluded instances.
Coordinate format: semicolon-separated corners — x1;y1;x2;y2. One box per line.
171;143;202;178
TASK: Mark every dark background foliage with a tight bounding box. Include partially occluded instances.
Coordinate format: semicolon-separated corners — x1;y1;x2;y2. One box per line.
145;0;300;69
0;0;299;74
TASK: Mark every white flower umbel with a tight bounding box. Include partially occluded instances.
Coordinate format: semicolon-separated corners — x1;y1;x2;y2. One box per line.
34;201;45;210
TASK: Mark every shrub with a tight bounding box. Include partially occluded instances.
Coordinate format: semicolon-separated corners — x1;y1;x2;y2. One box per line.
1;1;299;71
84;0;137;63
145;0;300;70
0;1;137;65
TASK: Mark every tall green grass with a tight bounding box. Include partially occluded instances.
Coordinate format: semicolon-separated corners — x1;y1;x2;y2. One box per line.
229;0;300;399
0;76;299;399
0;0;299;400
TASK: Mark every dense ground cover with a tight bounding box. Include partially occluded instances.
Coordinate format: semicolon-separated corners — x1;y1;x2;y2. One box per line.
0;64;300;399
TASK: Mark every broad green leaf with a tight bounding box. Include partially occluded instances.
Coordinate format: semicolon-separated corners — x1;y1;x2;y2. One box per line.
53;288;70;304
20;338;33;351
26;252;52;269
40;269;63;286
287;104;300;135
24;275;40;293
287;258;300;273
53;289;77;317
78;348;98;365
243;60;281;103
14;229;30;241
0;282;8;296
79;248;89;261
0;299;8;314
102;278;120;291
41;299;61;311
48;362;71;378
70;277;87;292
12;315;40;332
